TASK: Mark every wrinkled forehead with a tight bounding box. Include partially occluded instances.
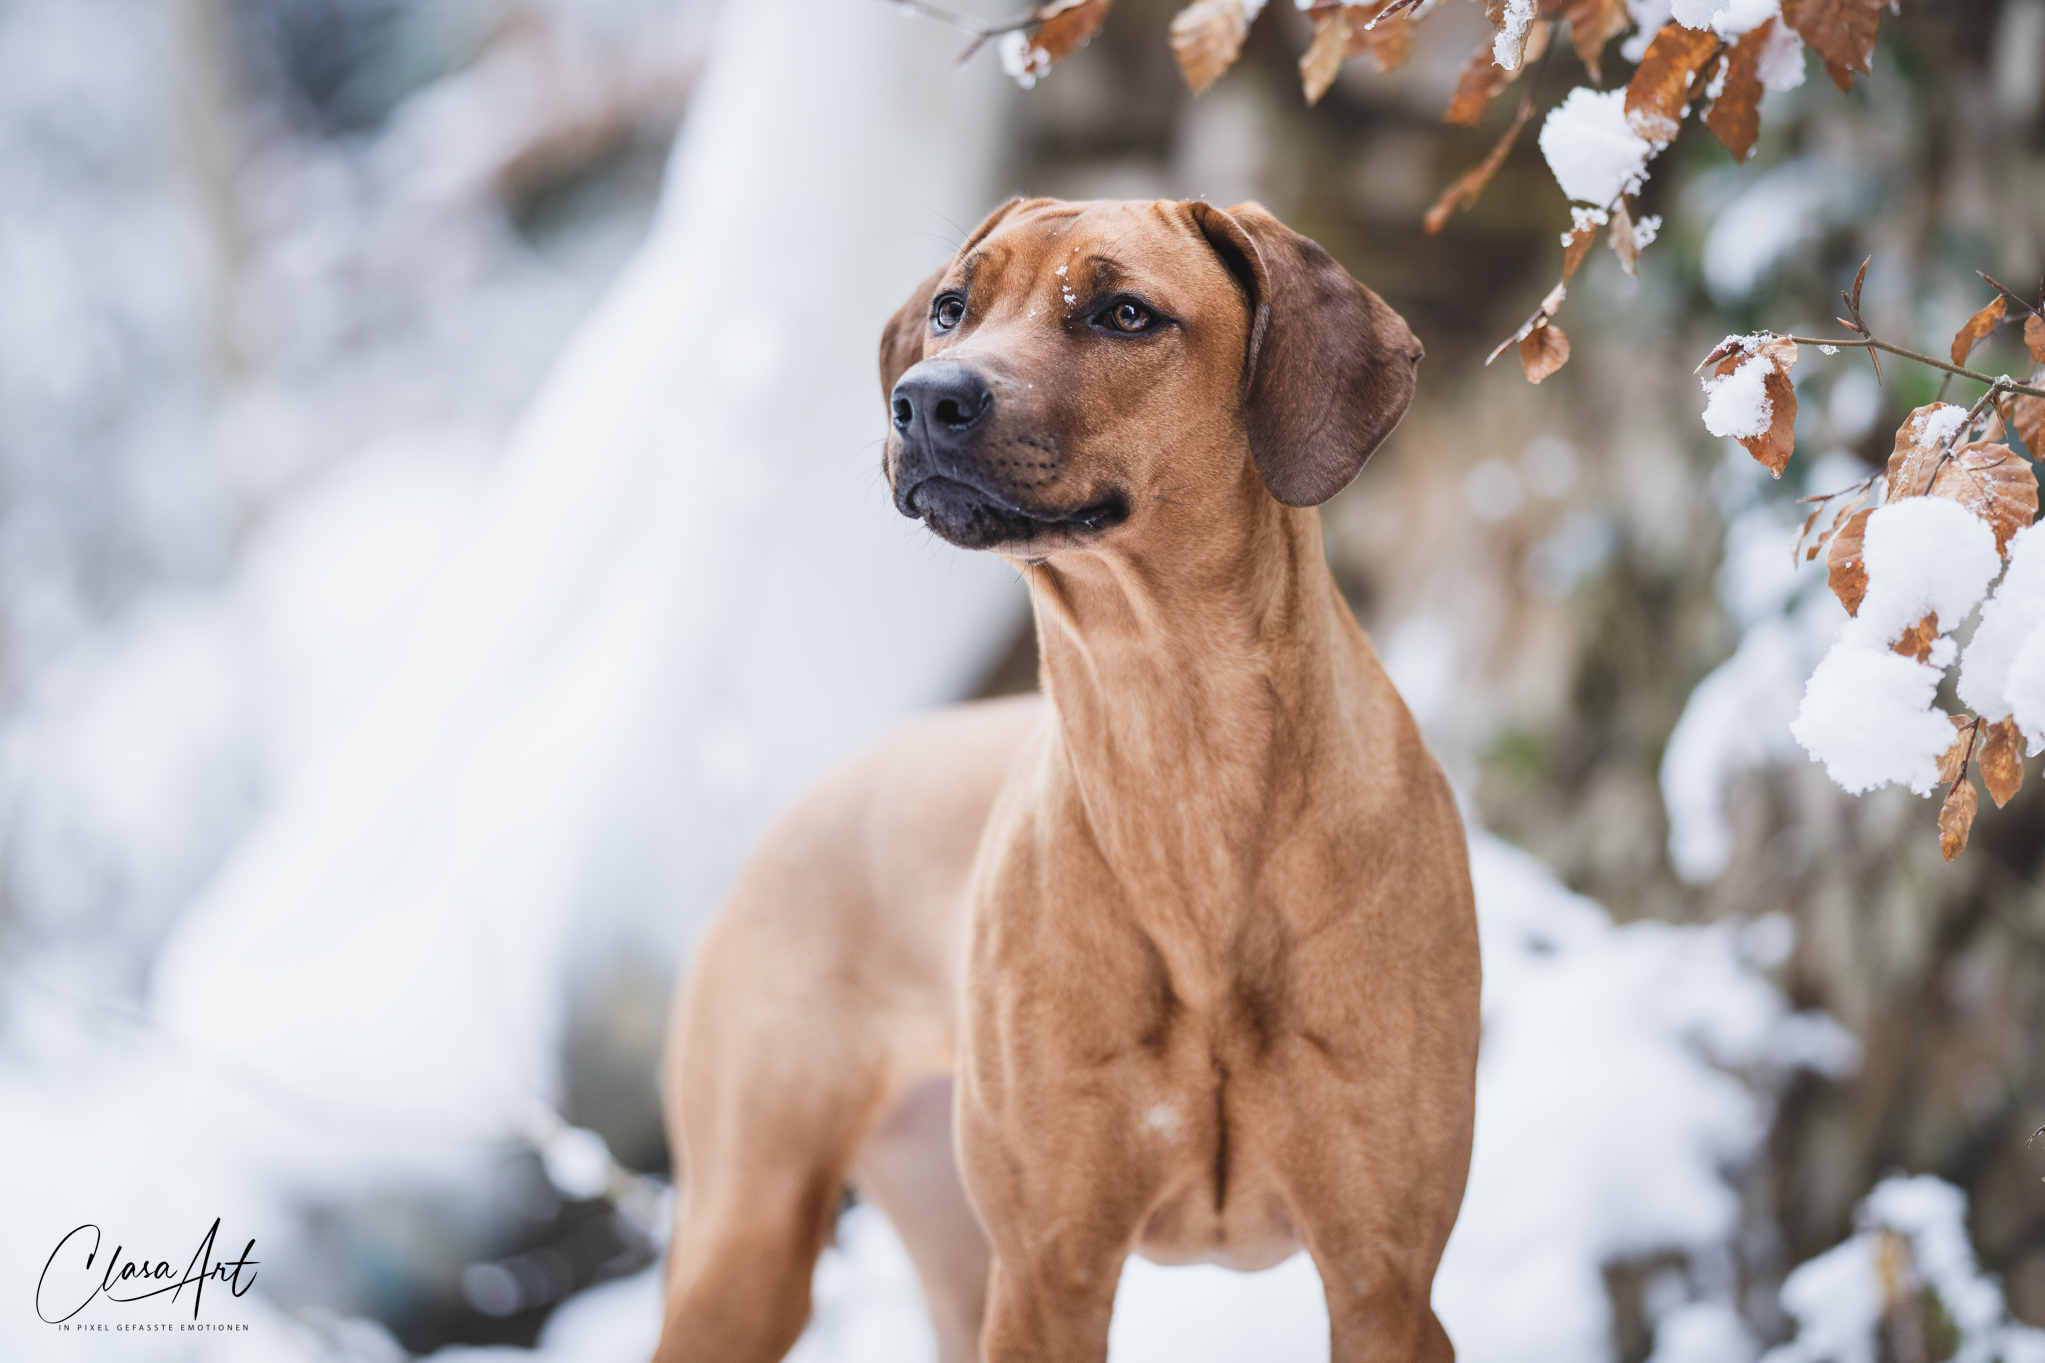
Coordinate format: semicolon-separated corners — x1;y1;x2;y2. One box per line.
952;199;1235;306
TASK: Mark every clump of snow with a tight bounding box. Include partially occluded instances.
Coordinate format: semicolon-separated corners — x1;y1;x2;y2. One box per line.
1853;496;2000;651
1633;213;1663;250
1757;17;1807;91
1701;352;1776;441
1791;645;1954;794
1671;0;1781;37
1540;88;1655;205
1624;0;1675;62
1960;520;2045;753
1494;0;1539;70
999;31;1050;88
1917;402;1971;451
1789;499;2001;795
1566;205;1611;241
1762;1176;2045;1363
1431;834;1853;1363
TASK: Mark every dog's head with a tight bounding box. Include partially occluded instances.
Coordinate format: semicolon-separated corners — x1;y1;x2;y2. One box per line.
879;197;1422;555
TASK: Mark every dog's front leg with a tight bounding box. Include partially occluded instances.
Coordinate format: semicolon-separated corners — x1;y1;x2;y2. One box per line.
954;876;1172;1362
956;1091;1152;1363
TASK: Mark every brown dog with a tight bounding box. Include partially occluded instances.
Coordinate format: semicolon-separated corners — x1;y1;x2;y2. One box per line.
652;198;1479;1363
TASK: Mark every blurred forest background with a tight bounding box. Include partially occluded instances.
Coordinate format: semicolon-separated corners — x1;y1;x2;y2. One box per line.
2;0;2043;1360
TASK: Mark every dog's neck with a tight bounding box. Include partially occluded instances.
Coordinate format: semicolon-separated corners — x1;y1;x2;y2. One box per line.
1020;468;1373;920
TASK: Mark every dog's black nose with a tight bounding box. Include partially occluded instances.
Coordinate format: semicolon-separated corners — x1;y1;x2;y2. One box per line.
891;361;992;441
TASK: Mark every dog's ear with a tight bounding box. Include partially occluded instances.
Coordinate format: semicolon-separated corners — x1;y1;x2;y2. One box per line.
1188;200;1424;507
878;197;1032;403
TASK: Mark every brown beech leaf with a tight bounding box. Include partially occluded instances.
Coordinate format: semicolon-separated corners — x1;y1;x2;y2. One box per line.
1520;320;1571;384
1009;0;1112;80
1170;0;1254;95
1301;7;1349;105
1952;295;2008;369
1445;41;1513;124
1561;223;1598;282
1425;95;1533;234
1893;612;1939;663
1980;716;2026;807
1885;403;1966;500
1937;715;1977;786
1343;1;1415;73
2014;385;2045;461
1827;507;1871;615
1710;336;1799;475
1302;2;1416;103
1562;0;1631;84
2028;313;2045;365
1444;22;1547;125
1927;438;2042;558
1704;19;1769;163
1625;23;1721;144
1801;483;1874;562
1609;198;1639;277
1781;0;1883;92
1939;776;1978;861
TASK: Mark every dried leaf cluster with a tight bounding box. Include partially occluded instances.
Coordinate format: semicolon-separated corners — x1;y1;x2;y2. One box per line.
1736;271;2045;861
908;0;1892;385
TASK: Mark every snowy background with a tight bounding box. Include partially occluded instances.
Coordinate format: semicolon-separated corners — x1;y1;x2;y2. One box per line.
4;0;2044;1360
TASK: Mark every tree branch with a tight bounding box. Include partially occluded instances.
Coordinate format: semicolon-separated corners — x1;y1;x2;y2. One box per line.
1782;335;2045;400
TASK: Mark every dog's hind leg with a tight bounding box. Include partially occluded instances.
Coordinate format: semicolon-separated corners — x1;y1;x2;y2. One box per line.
651;901;890;1363
856;1076;991;1363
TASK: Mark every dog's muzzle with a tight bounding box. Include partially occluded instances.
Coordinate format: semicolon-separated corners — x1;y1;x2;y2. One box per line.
889;360;1126;550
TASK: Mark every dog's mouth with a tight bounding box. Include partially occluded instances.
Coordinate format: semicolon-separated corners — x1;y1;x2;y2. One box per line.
900;475;1130;552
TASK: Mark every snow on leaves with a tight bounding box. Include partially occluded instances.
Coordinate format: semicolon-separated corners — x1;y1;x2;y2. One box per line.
1701;279;2044;863
999;0;1113;88
904;0;1858;389
1699;333;1798;476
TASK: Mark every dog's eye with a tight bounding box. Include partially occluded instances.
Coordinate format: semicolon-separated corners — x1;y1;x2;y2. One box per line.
933;295;966;330
1107;301;1152;333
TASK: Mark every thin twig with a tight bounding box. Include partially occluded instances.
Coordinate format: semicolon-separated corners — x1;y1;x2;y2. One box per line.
885;0;1039;63
1927;379;2013;484
1978;271;2043;320
1796;473;1877;506
1782;335;2045;400
1366;0;1429;29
